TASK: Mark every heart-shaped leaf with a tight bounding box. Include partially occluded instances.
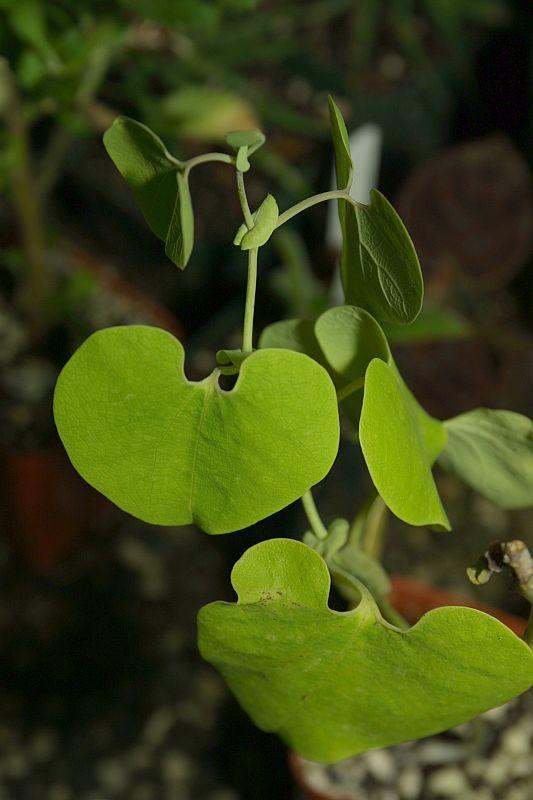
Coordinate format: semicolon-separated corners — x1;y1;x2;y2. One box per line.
103;117;193;269
198;538;533;762
54;326;339;534
360;358;450;529
438;409;533;509
328;99;423;325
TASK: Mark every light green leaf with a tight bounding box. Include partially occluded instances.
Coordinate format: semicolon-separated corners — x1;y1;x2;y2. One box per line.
328;100;423;325
164;171;194;269
198;538;533;762
226;129;266;154
258;318;322;361
314;305;389;387
239;195;279;250
439;409;533;509
360;359;450;529
54;326;339;534
103;117;180;242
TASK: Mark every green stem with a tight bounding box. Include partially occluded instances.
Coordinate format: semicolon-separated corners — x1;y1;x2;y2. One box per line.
337;376;364;402
184;152;234;176
276;189;354;228
301;490;328;541
242;248;258;352
236;169;254;229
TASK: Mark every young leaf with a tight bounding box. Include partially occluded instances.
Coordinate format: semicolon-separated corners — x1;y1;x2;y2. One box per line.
352;190;424;325
164;172;194;269
54;327;339;534
239;195;279;250
198;538;533;762
327;99;423;325
438;409;533;509
103;117;194;269
359;359;450;529
103;117;179;242
226;129;266;154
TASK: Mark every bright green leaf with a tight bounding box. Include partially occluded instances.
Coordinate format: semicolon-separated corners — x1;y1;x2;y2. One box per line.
439;409;533;509
239;195;279;250
103;117;180;242
54;326;339;534
258;319;322;361
164;171;194;269
359;359;450;529
198;538;533;762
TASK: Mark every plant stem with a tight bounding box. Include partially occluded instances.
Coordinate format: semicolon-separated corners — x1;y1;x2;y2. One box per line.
337;376;365;402
236;169;254;229
242;248;258;352
184;152;234;176
276;189;354;228
301;490;329;541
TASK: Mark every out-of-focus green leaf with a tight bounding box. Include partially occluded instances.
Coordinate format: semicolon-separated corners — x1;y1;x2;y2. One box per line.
439;409;533;509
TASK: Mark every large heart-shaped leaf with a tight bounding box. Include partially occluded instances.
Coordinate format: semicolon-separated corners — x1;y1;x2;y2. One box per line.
439;409;533;509
198;538;533;763
54;326;339;534
103;117;193;268
328;98;423;325
360;359;449;529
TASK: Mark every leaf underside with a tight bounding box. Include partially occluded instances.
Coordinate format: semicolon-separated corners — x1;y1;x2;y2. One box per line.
198;538;533;763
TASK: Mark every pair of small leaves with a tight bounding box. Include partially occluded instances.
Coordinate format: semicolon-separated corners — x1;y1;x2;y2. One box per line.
103;117;193;269
233;194;279;250
198;538;533;762
226;129;266;172
438;409;533;510
53;326;339;534
328;96;424;326
260;305;450;529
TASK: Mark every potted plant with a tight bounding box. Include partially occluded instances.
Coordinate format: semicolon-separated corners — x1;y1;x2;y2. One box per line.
53;98;533;788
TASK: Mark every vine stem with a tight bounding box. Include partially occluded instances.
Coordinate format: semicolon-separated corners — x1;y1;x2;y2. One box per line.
242;248;258;353
184;152;234;176
236;170;254;229
337;376;364;402
301;490;328;541
276;189;355;228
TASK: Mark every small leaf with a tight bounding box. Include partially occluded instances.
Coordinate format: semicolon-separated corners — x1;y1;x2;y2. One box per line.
240;195;279;250
327;100;424;325
359;359;450;529
352;190;424;325
258;319;322;361
226;129;266;154
103;117;179;242
198;538;533;762
438;409;533;509
54;327;339;534
164;171;194;269
235;146;250;172
328;96;353;190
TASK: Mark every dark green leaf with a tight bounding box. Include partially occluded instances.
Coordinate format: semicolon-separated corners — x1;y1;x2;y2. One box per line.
164;172;194;269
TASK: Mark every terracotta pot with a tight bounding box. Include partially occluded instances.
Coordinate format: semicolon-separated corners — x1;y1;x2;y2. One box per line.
289;577;527;799
0;444;108;568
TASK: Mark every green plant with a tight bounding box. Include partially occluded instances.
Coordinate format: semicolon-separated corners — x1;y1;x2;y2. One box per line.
53;97;533;763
